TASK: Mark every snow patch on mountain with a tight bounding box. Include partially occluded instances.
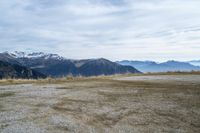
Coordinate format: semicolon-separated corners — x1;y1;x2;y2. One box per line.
8;51;65;60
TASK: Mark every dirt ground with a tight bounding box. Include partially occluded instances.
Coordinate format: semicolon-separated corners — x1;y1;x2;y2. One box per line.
0;74;200;133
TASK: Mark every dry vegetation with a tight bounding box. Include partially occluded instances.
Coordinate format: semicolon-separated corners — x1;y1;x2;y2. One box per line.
0;73;200;133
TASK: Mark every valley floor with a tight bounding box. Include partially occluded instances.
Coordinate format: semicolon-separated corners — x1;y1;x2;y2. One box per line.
0;74;200;133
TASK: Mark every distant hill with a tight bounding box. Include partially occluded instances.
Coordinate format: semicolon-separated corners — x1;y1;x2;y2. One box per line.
188;60;200;66
76;58;140;76
0;52;141;77
117;60;200;73
0;60;46;79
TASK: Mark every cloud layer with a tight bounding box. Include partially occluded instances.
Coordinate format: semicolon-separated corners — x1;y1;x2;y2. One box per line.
0;0;200;61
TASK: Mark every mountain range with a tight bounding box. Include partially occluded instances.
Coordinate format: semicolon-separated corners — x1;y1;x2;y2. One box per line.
0;52;140;79
117;60;200;73
1;51;199;79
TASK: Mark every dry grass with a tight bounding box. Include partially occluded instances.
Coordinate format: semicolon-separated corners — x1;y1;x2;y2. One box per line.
50;76;200;131
143;71;200;75
0;71;199;85
0;74;200;132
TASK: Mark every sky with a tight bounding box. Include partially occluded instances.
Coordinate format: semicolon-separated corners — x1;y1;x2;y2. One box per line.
0;0;200;61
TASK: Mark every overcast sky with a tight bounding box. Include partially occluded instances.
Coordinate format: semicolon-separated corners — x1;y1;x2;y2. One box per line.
0;0;200;61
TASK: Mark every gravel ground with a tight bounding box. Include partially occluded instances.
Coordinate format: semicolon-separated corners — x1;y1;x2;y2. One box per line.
0;75;200;133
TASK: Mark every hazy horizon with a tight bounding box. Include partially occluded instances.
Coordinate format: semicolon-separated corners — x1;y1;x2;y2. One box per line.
0;0;200;62
1;50;200;63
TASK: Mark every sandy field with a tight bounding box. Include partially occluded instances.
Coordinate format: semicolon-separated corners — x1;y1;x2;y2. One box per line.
0;74;200;133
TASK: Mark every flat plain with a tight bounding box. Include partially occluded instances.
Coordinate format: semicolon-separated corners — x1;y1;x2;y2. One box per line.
0;74;200;133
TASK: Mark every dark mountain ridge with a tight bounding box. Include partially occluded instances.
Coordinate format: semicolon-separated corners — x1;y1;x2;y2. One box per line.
78;58;140;76
0;60;46;79
0;52;141;78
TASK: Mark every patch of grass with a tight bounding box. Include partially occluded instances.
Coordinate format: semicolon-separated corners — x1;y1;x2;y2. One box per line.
56;87;73;90
143;71;200;75
0;79;37;85
0;104;4;111
62;98;93;103
0;92;15;98
88;108;137;127
98;91;134;102
52;98;93;113
0;124;9;130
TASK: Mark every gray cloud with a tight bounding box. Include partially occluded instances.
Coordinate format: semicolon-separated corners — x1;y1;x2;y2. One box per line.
0;0;200;61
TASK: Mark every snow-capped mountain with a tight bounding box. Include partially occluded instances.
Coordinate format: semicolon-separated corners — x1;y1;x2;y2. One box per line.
7;51;64;60
0;51;141;77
